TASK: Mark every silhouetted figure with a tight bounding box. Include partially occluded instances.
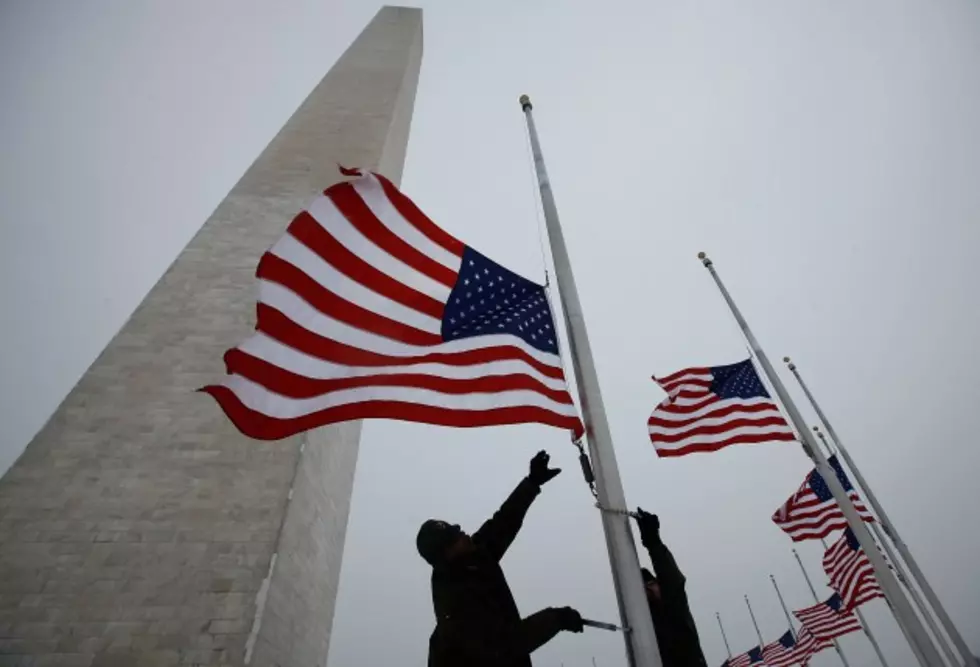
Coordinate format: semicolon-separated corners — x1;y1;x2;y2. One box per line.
636;508;708;667
418;451;584;667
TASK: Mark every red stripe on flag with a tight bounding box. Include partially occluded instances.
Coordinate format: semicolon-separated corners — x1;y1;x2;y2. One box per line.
655;366;711;385
648;400;782;428
656;431;797;457
287;211;446;320
225;349;575;404
257;255;441;347
255;304;567;380
326;182;458;288
374;174;466;258
201;385;582;441
652;395;721;415
649;416;792;444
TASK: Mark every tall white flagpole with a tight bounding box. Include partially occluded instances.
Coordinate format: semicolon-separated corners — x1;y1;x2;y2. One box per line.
787;358;975;667
697;252;943;667
520;95;661;667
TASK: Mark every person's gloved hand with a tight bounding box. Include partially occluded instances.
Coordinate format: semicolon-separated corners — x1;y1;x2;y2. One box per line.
554;606;584;633
635;507;661;547
528;450;561;486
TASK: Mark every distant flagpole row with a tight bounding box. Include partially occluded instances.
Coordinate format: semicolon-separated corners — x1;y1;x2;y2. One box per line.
697;252;944;667
788;359;975;667
812;428;961;667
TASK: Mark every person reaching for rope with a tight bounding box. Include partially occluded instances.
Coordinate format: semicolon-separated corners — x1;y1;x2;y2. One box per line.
418;451;584;667
635;508;708;667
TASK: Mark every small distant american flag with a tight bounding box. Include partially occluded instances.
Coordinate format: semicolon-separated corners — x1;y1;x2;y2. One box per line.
772;456;875;542
795;627;834;664
823;528;885;611
762;629;831;667
202;169;582;439
761;631;800;667
648;359;795;457
728;646;764;667
794;593;863;642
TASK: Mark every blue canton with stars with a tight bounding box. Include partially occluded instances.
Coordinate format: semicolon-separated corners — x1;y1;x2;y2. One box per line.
748;647;764;664
842;527;861;552
807;455;856;501
825;593;845;612
709;359;772;399
442;247;558;355
777;630;796;649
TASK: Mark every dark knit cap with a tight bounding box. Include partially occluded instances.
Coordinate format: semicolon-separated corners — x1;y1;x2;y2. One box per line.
416;520;463;566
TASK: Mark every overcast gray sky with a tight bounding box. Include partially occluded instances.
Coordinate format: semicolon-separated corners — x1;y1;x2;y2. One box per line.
2;1;979;666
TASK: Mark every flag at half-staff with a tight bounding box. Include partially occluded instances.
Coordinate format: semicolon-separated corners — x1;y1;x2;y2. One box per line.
794;593;863;642
762;628;833;667
727;646;765;667
202;168;583;439
823;528;885;611
772;455;875;541
648;359;795;457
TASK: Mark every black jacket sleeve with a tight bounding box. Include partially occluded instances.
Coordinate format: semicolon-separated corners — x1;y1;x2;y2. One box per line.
471;477;540;562
645;537;686;599
521;608;564;654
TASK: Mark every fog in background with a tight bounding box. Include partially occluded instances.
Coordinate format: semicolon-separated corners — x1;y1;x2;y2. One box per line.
2;2;979;666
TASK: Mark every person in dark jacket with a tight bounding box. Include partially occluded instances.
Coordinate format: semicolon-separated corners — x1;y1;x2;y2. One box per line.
417;451;584;667
635;508;708;667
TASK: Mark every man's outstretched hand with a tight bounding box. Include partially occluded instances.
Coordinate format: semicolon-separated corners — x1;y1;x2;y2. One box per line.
554;607;584;633
635;507;661;547
528;450;561;486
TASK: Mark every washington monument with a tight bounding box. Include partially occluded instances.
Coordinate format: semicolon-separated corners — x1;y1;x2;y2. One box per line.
0;7;422;666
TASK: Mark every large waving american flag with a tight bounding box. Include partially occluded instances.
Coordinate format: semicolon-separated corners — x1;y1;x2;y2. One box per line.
772;456;875;542
648;359;795;457
202;169;582;440
823;528;885;611
794;593;863;642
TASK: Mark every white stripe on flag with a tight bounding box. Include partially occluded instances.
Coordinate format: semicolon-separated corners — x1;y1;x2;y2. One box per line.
238;333;572;390
258;281;565;369
306;193;455;302
353;174;461;271
270;233;444;334
223;374;580;419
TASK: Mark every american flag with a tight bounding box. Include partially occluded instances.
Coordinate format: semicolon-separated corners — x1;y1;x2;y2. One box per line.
648;359;796;457
761;629;831;667
823;528;885;611
202;169;583;439
728;646;765;667
762;631;800;667
794;627;834;664
772;456;875;542
794;593;863;642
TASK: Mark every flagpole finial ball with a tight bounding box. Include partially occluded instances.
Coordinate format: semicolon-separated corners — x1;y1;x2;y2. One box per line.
697;252;706;259
519;95;532;111
697;251;712;267
783;356;791;363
